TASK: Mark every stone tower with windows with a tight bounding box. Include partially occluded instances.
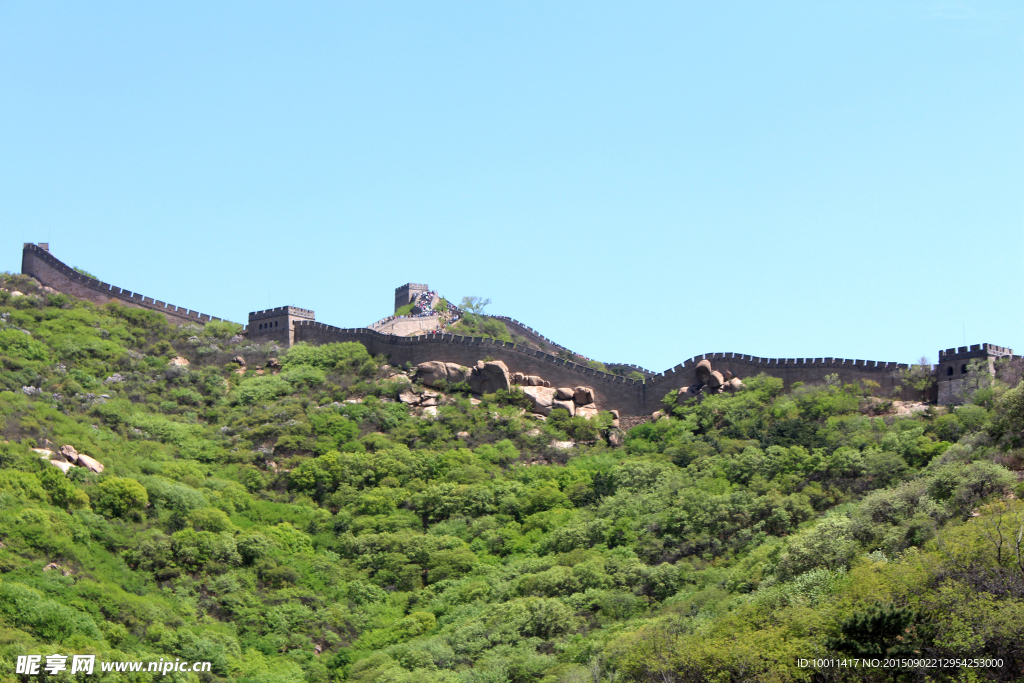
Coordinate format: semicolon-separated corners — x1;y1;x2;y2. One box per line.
936;343;1014;404
247;306;315;347
394;283;428;312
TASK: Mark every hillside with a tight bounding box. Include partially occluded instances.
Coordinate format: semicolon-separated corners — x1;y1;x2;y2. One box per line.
2;270;1024;682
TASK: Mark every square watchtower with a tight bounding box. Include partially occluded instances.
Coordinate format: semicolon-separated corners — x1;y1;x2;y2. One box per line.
248;306;315;348
395;283;428;312
936;343;1013;404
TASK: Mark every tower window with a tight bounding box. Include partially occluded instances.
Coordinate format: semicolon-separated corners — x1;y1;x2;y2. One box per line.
947;366;953;376
961;364;968;374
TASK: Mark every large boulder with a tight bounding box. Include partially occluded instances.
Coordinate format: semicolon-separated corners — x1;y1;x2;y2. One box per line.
695;359;712;382
707;370;724;389
76;453;104;474
468;360;511;394
725;377;745;393
526;375;545;386
416;361;448;386
445;363;470;384
555;387;575;401
522;386;557;416
59;445;80;465
576;404;598;419
573;386;595;405
551;399;576;416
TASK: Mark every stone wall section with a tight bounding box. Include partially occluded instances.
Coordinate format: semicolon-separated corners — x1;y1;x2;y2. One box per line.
21;244;231;326
293;322;924;415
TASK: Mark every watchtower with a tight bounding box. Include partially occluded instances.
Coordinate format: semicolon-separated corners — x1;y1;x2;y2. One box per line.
936;343;1013;404
248;306;315;348
395;283;428;312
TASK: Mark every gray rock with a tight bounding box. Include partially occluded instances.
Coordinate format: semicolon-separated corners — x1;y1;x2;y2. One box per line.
551;399;576;416
576;404;598;419
556;387;575;401
76;453;104;473
695;359;712;382
416;361;448;387
445;363;471;384
60;445;80;464
468;360;510;394
573;386;595;405
522;386;557;415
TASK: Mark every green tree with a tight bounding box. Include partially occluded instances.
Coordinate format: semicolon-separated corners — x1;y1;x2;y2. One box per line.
899;356;935;400
827;603;926;659
459;296;491;315
93;477;149;520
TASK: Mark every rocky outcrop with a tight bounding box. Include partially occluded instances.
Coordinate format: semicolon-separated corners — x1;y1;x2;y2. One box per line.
416;361;472;387
76;453;104;474
39;444;104;474
522;386;557;415
573;386;595;405
414;360;601;420
468;360;510;394
416;361;448;386
673;358;746;412
552;398;576;416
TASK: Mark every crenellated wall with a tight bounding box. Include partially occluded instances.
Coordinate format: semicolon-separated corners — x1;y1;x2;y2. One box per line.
294;321;652;414
21;244;233;326
293;321;922;415
23;243;1013;416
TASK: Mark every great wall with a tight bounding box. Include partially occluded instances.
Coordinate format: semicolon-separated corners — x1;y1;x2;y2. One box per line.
19;243;1024;416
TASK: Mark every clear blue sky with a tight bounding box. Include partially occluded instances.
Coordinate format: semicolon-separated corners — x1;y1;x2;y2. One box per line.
2;2;1021;372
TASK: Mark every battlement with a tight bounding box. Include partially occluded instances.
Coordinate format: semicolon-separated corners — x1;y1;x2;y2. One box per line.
17;244;1019;415
248;306;315;322
938;344;1013;361
646;353;909;382
395;283;428;293
21;243;231;325
291;320;930;414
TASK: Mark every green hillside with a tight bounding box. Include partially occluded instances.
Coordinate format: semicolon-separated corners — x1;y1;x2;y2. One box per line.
1;271;1023;682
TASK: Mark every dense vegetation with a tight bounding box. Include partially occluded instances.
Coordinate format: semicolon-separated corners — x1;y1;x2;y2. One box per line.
1;272;1023;682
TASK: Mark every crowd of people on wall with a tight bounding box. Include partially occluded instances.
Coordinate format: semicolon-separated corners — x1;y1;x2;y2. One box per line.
387;290;463;331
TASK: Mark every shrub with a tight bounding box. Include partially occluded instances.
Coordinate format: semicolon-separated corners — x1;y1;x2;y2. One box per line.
93;477;149;519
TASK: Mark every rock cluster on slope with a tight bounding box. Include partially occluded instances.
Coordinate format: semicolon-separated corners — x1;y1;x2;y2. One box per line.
414;360;602;420
33;444;104;474
676;358;745;405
